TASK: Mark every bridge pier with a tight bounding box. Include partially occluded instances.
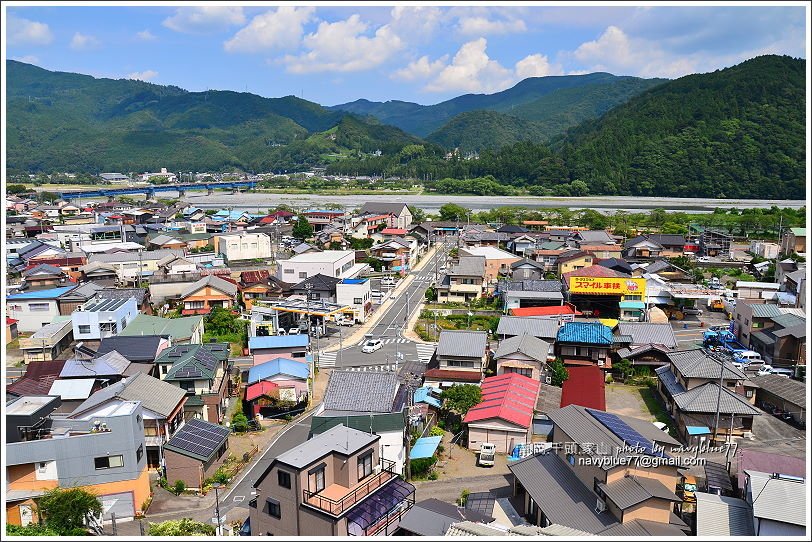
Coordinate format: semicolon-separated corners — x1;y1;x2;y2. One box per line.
207;188;214;196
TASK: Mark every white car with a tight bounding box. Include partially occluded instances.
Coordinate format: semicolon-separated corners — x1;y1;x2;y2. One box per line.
757;365;774;376
697;256;711;262
381;277;396;287
361;339;383;353
288;327;301;335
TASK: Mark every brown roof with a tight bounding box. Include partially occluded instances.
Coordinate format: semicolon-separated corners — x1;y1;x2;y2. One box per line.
423;369;482;382
7;360;67;397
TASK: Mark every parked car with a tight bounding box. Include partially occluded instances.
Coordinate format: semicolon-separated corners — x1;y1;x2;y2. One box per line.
478;443;496;467
276;328;288;335
678;475;698;503
288;327;301;335
757;365;774;376
361;339;383;353
697;256;711;262
680;307;703;316
381;276;396;287
770;367;794;378
335;315;354;326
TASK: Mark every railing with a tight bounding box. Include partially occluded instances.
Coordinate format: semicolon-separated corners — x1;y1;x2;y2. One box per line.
249;497;257;509
302;459;397;516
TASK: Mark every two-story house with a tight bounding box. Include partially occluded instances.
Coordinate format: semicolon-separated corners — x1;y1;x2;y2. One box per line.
458;246;521;284
370;238;414;274
249;424;415;536
71;295;139;342
179;274;238;315
423;330;488;389
780;227;806;255
21;264;71;290
655;349;760;444
555;322;614;369
747;313;806;368
508;404;688;536
359;202;412;230
155;343;232;423
436;256;485;303
623;234;686;259
493;334;552;382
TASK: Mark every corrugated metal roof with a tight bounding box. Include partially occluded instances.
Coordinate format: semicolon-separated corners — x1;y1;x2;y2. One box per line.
464;373;540;428
60;351;131;378
496;316;559;339
48;378;96;400
275;424;378;469
557;322;613;345
505;290;563;300
7;285;76;300
599;476;680;510
248;334;309;350
445;521;505;536
247;358;309;384
746;470;807;527
736;450;806;491
560;366;606;411
749;374;806;409
655;365;687;397
494;334;550;362
749;304;784;318
672;383;761;414
437;330;488;359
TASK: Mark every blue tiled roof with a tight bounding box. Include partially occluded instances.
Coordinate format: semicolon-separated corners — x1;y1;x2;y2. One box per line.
248;358;310;384
557;322;614;345
248;334;309;350
7;285;76;300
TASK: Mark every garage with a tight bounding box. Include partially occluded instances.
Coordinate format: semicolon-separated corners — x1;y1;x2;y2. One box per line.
99;492;135;521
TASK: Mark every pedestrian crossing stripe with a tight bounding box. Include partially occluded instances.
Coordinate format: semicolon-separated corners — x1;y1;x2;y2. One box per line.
318;351;337;367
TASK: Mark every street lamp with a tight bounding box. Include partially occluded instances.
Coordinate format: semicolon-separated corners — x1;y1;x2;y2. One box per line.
212;482;222;535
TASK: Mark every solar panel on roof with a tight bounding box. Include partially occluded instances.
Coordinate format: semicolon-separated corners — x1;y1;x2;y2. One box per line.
587;409;668;458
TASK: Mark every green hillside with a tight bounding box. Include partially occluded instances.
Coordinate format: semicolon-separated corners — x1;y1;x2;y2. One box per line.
426;111;548;152
557;55;806;199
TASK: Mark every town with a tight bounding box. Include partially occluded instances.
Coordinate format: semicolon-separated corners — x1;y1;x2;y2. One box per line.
5;186;806;537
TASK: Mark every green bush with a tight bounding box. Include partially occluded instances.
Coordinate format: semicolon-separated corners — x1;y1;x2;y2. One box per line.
428;472;439;480
231;411;249;433
148;518;215;536
429;426;445;437
6;524;61;536
410;457;437;478
172;480;186;495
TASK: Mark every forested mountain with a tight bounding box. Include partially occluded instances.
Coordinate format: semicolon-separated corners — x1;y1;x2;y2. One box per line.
330;72;642;136
426;111;548;152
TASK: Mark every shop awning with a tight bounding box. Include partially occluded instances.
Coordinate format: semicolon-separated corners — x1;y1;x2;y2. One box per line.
409;436;442;459
619;301;646;309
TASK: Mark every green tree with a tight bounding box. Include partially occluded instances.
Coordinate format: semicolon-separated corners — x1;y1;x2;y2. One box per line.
439;203;470;222
292;216;314;240
6;524;61;536
440;384;482;416
38;487;102;535
206;307;243;335
7;184;28;195
231;411;249;432
549;358;569;387
614;358;633;380
409;205;426;224
147;518;216;536
349;237;374;250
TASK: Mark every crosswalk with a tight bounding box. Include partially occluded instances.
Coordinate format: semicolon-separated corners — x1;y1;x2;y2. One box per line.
318;351;337;368
416;343;437;364
344;365;398;372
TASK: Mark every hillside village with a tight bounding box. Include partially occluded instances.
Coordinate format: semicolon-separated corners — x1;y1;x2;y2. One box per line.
5;192;807;537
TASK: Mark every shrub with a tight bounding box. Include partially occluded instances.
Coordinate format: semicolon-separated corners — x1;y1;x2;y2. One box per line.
172;480;186;495
148;518;215;536
458;489;470;506
428;472;439;480
231;411;249;433
410;457;437;478
429;426;445;437
605;374;614;384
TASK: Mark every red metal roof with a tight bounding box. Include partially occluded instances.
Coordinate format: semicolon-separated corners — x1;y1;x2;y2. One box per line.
463;373;540;428
7;318;19;325
562;265;628;281
510;305;581;317
560;366;606;411
241;269;270;285
7;360;66;397
381;228;407;235
245;381;279;402
423;369;482;382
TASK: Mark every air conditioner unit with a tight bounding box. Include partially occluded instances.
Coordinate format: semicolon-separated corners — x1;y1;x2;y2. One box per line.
373;464;382;475
595;498;606;513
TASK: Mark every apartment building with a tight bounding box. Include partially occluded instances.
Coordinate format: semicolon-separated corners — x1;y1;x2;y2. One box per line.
71;296;139;341
277;251;357;281
214;231;272;261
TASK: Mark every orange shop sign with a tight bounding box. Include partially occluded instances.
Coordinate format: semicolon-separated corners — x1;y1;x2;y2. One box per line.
568;277;646;295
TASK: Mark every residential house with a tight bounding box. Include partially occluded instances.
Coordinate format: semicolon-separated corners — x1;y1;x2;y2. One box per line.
6;398;151;524
302;209;345;231
70;373;187;468
7;285;78;332
736;281;781;300
748;313;806;367
749;240;781;259
458;246;521;283
700;229;733;257
118;314;205;344
314;227;348;249
396;499;493;536
98;286;152;315
774;258;801;287
79;262;119;285
509;258;546;280
147;234;187;250
464;373;541;454
18;253;88;281
743;470;806;536
277;250;358;281
292;242;321;255
163;418;230;490
240;270;292;310
460;230;511;248
555;322;614;369
423;330;488;389
493;334;551;381
292;273;340;303
214;231;272;261
336;278;372;323
360;202;412;229
436;256;486;303
613;322;679;367
71;296;139;341
560;365;606;411
693;493;754;537
732;300;785;345
349;213;393;239
633;259;690;281
655;349;760;443
498;279;563;311
596;257;634;276
507;234;540;257
248;335;310;365
156;254;198;276
495;316;559;342
782;268;806;310
370;238;415;273
21;264;71;290
749;374;805;428
179;274;238;315
624;234;686;259
313;370;407;474
18;318;74;363
95;335;171;364
88;249;185;283
155;343;232;423
555;250;595;276
246;358;310;414
248;424;415;536
6;317;19;345
780;227;806;255
580;245;623;260
55;282;106;314
508;404;686;535
570;229;616;247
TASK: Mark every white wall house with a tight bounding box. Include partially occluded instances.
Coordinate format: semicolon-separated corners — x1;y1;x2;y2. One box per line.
336;278;372;323
214;232;272;262
72;296;139;340
7;286;75;332
88;249;184;282
277;250;357;281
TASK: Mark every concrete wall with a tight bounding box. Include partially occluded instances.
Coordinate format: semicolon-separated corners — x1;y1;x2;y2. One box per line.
216;233;272;261
467;419;529;454
6;300;61;332
71;297;138;340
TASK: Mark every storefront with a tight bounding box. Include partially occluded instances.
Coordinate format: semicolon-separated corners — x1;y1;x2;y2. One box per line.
565;275;647;320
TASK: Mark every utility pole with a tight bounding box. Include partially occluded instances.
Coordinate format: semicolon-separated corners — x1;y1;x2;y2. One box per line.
710;348;725;446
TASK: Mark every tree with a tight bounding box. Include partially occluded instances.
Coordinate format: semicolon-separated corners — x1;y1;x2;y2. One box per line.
7;184;28;195
292;216;313;240
206;307;244;335
614;358;633;381
7;524;61;536
439;203;470;222
409;205;426;224
231;411;249;432
549;358;569;387
440;384;482;416
38;487;102;535
147;518;215;536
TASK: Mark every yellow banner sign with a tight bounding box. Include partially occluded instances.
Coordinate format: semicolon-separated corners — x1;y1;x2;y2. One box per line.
568;276;646;296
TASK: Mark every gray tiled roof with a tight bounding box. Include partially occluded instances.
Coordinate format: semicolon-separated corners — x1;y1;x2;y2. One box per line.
666;349;746;380
72;373;185;418
449;256;486;277
574;230;615;244
770;313;806;329
500;279;563;292
274;424;378;469
616;322;678;348
672;383;761;414
494;334;550;362
323;371;399;413
360;202;407;215
99;287;147;305
23;264;65;277
749;374;806;409
496;316;559;340
179;274;237;298
694;493;754;536
437;330;488;359
772;325;805;339
599;476;680;510
505;290;563;300
89;248;184;263
508;452;619;533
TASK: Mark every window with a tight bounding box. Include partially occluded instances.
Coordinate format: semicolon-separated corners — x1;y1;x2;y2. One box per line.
746;389;754;398
278;470;291;489
507;367;532;378
186;301;205;309
266;498;281;519
121;318;127;330
299;272;307;279
593;479;606;499
744;318;749;326
309;466;325;493
284;268;294;274
94;455;124;469
28;303;51;312
309;292;320;300
37;462;48;474
78;325;92;334
291;352;306;358
357;451;373;480
354;298;363;304
179;381;195;392
136;444;143;463
566;453;575;466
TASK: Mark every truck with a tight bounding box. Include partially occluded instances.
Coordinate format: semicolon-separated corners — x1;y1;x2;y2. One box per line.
707;297;725;311
703;329;750;357
478;443;496;467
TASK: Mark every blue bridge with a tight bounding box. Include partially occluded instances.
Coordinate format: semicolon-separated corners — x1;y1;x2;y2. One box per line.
59;180;257;200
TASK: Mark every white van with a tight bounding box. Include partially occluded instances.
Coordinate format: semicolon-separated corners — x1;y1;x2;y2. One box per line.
735;351;763;363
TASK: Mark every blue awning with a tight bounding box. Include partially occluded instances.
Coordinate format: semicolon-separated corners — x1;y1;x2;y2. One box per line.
409;436;442;459
686;425;711;436
619;301;646;309
346;478;415;535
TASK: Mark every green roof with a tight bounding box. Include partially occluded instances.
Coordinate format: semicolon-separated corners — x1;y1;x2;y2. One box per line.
119;314;203;341
157;343;230;381
789;227;806;236
310;412;405;435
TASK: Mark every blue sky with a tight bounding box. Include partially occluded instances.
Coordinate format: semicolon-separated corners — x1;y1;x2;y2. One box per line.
6;4;808;106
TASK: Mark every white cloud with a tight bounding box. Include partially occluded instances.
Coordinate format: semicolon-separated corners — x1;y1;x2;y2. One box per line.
425;38;514;93
457;16;526;36
390;6;444;43
162;7;246;34
515;53;562;79
70;32;101;51
283;15;404;74
8;15;53;46
224;7;314;53
13;55;40;64
391;55;448;81
136;29;157;41
127;70;159;81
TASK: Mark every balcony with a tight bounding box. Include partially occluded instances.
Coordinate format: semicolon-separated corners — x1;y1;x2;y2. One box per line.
302;458;398;517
